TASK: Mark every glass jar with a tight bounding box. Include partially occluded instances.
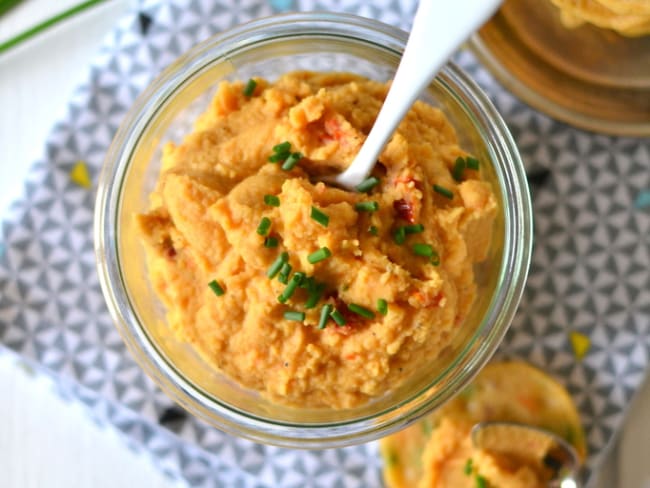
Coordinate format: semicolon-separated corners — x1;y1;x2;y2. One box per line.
94;12;532;449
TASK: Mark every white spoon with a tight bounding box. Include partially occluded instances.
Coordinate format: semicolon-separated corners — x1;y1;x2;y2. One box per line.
328;0;503;191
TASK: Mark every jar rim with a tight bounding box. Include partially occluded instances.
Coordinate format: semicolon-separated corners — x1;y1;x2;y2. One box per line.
94;11;532;448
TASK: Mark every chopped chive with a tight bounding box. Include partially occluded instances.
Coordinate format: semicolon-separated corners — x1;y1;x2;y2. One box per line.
264;194;280;207
355;176;380;193
413;243;435;257
208;279;225;296
256;217;272;236
404;224;424;234
305;283;326;309
278;262;292;284
264;236;279;248
452;157;466;182
281;152;303;171
273;141;291;153
318;304;333;329
267;252;289;278
242;78;257;97
268;152;289;163
464;458;473;476
308;247;332;264
475;474;487;488
284;310;305;321
393;226;406;245
355;201;379;212
430;250;441;266
278;271;305;303
466;156;479;170
433;184;453;199
330;308;347;326
348;303;375;319
368;225;379;236
310;206;329;227
377;298;388;316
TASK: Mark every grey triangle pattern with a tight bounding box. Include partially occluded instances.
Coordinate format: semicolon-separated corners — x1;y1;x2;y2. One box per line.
0;0;649;486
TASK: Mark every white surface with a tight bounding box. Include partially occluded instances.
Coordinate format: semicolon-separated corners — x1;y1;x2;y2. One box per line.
0;1;648;487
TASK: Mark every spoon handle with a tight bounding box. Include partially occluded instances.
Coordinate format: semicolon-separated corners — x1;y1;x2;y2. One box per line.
339;0;502;186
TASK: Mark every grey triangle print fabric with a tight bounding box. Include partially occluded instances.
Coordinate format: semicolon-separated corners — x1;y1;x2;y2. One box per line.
0;0;649;486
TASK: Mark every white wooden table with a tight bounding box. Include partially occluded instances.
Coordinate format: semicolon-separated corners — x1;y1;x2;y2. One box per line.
0;2;648;487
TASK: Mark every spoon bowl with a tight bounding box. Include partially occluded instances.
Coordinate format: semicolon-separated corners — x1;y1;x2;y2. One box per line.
471;421;581;488
328;0;503;190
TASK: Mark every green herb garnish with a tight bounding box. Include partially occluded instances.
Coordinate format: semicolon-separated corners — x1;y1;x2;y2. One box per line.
267;252;289;278
318;304;333;330
433;184;453;199
393;226;406;245
242;78;257;97
284;310;305;321
355;176;380;193
377;298;388;316
430;250;440;266
256;217;272;236
310;206;329;227
264;194;280;207
305;282;326;309
404;224;424;234
208;279;225;296
278;271;305;303
466;156;479;170
330;308;347;326
355;201;379;212
464;458;473;476
281;152;303;171
348;303;375;319
475;474;487;488
412;243;435;257
278;262;292;284
452;157;466;182
263;236;279;248
308;247;332;264
268;141;291;163
368;225;379;236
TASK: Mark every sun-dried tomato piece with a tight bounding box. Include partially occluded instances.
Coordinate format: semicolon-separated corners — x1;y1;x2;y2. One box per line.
393;198;416;223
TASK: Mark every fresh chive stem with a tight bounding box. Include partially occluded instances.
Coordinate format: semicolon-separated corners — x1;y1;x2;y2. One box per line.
257;217;272;236
278;272;305;303
355;176;380;193
318;304;333;329
433;184;454;199
466;157;480;170
264;236;279;248
273;141;291;153
377;298;388;316
310;206;329;227
278;262;293;284
284;310;305;321
355;201;379;212
308;247;332;264
404;224;424;234
281;152;303;171
264;194;280;207
330;308;347;326
452;157;466;182
430;251;441;266
243;78;257;97
267;252;289;278
208;279;225;296
393;226;406;245
413;243;435;257
368;225;379;236
305;283;326;309
348;303;375;319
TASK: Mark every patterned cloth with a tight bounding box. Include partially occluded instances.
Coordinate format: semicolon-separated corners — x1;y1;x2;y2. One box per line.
1;0;649;486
